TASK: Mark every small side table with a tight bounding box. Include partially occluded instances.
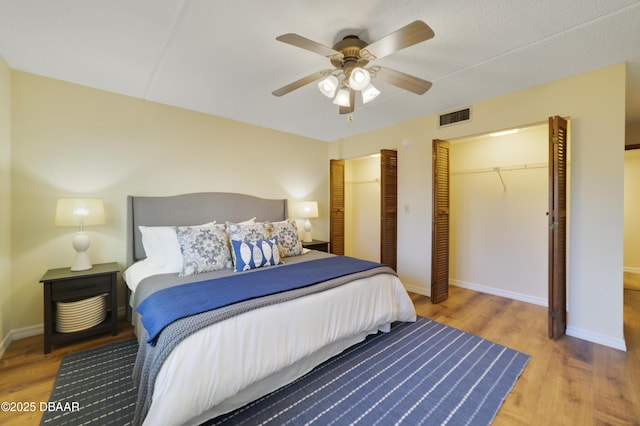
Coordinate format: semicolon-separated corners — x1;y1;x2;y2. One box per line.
302;240;330;253
40;262;119;354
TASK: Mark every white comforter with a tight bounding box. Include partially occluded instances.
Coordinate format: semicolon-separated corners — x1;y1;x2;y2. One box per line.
139;271;416;426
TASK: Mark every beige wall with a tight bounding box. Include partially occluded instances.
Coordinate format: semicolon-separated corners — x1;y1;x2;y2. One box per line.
9;71;329;332
330;63;627;350
625;149;640;271
0;57;11;351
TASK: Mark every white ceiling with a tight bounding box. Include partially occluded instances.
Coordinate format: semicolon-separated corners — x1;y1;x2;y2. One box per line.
1;0;639;142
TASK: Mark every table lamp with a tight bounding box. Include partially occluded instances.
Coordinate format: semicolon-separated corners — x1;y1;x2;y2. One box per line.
297;201;319;243
55;198;105;271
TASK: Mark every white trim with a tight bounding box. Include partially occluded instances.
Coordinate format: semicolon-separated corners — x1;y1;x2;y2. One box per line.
566;326;627;352
450;279;548;307
0;324;43;359
402;281;429;297
11;323;43;340
624;266;640;274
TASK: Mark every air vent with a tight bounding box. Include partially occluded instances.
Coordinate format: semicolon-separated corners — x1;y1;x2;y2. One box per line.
439;107;471;127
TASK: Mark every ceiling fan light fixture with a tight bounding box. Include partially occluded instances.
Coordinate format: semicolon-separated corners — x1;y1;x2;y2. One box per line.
318;75;339;98
348;67;371;90
333;87;351;107
361;83;381;104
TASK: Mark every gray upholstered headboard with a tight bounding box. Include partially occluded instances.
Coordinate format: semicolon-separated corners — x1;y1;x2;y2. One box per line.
126;192;288;265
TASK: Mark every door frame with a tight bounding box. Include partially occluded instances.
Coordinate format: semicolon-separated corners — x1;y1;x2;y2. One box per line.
330;151;398;267
430;119;568;331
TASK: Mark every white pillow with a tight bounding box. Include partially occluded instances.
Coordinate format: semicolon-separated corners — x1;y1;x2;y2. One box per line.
123;259;166;293
139;221;216;272
238;217;256;225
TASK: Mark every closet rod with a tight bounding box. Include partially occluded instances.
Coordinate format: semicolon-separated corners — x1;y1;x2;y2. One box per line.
451;162;547;175
345;178;380;184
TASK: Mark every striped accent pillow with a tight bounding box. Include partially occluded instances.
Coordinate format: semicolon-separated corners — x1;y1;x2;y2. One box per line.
231;237;282;272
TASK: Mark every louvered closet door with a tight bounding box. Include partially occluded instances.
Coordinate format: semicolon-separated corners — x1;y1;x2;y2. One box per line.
431;140;450;303
380;149;398;270
548;116;568;339
330;159;345;255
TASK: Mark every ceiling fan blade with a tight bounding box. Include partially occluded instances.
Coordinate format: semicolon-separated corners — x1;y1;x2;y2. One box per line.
272;70;332;97
276;33;344;60
374;66;432;95
360;21;434;60
339;89;356;115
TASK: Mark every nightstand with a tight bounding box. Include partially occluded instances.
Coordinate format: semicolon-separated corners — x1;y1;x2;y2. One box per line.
40;262;119;354
302;240;330;253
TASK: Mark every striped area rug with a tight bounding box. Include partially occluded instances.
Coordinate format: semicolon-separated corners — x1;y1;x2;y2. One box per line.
42;317;529;425
209;317;530;425
40;339;137;425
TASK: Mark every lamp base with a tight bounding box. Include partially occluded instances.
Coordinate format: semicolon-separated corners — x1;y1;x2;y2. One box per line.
71;252;93;271
302;219;312;243
70;231;93;271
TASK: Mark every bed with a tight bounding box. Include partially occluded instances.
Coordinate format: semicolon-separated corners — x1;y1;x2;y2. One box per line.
124;192;416;426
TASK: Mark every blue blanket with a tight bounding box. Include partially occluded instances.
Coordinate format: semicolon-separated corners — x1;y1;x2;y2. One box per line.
137;256;385;345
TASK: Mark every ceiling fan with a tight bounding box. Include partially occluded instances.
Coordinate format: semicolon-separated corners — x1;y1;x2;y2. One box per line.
272;20;434;115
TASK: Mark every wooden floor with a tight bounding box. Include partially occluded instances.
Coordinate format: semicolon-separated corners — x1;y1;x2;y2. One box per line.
1;285;639;425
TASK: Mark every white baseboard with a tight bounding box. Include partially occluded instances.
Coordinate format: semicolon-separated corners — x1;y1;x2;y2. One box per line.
566;326;627;352
0;306;129;359
401;279;546;306
402;282;429;296
0;324;43;359
624;266;640;274
11;323;44;340
450;279;548;307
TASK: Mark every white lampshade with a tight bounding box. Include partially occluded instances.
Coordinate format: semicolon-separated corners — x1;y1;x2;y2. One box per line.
348;67;371;91
361;83;381;104
333;88;351;107
318;75;339;98
55;198;105;271
55;198;105;228
297;201;319;218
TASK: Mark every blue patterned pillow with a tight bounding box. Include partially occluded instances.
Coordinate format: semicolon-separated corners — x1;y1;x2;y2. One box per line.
175;224;232;276
231;237;282;272
269;219;303;258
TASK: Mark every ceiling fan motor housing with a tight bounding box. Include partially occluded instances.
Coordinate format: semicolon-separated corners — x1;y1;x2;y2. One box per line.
331;35;370;74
